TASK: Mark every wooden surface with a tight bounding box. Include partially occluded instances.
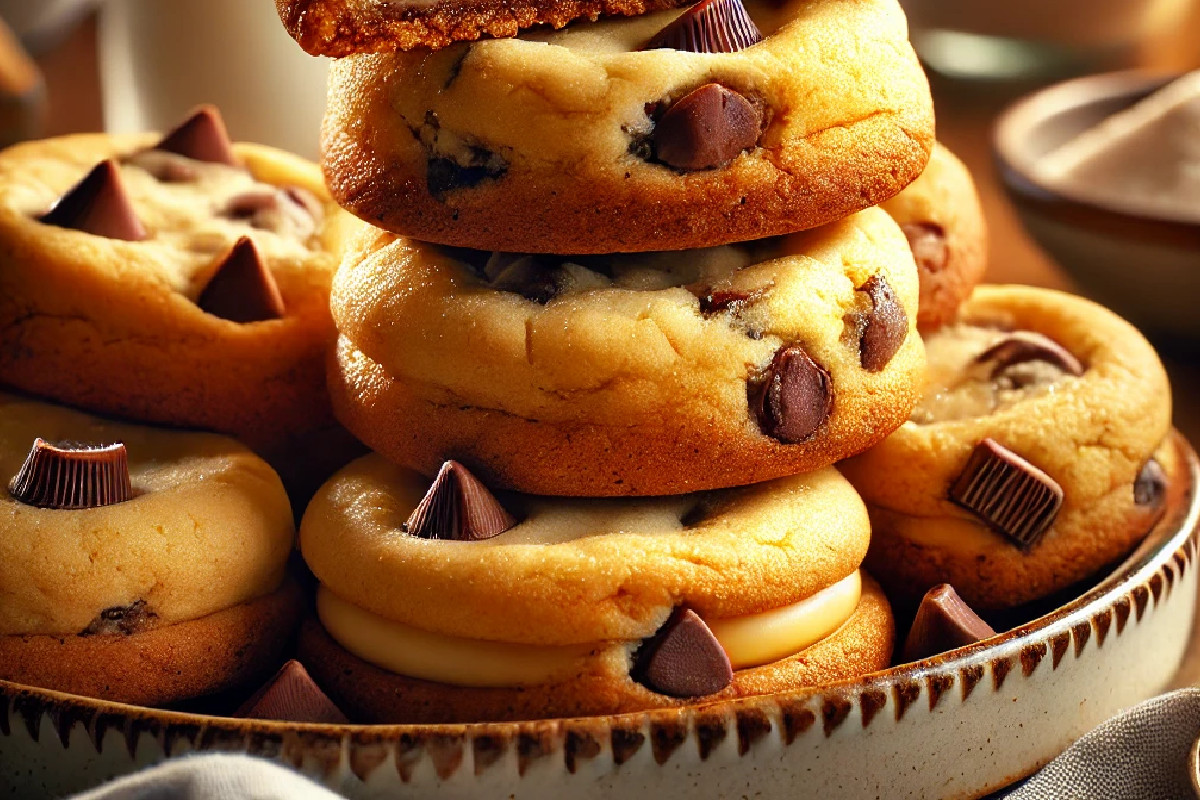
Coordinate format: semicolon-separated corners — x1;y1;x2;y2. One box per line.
21;6;1200;683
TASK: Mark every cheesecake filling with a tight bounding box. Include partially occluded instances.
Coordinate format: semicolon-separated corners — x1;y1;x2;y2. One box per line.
316;570;862;688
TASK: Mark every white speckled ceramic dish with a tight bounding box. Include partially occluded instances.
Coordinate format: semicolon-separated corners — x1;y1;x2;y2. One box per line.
3;433;1198;800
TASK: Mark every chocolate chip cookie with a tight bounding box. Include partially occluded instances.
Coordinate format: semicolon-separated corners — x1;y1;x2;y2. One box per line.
320;0;933;253
840;286;1173;609
296;453;893;722
0;108;354;462
329;207;924;496
881;143;987;331
0;392;302;706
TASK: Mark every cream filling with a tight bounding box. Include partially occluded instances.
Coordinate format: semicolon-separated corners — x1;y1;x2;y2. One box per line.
316;571;862;688
706;570;861;669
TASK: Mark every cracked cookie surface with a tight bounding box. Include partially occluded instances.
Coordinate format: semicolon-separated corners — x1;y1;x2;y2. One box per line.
0;133;354;455
321;0;933;253
840;286;1173;609
329;207;924;496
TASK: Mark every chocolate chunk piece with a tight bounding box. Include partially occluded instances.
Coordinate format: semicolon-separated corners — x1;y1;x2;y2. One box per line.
1134;458;1167;508
901;584;996;663
900;222;948;275
81;601;157;636
8;439;133;510
222;187;322;239
403;460;517;541
643;0;763;53
633;607;732;698
974;331;1084;379
750;344;833;444
697;288;758;316
155;105;239;167
197;237;285;323
858;275;908;372
235;660;349;724
950;439;1063;550
426;153;508;202
40;160;147;241
652;84;762;172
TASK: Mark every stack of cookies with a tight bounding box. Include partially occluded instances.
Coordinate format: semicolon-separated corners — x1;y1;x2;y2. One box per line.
271;0;1000;724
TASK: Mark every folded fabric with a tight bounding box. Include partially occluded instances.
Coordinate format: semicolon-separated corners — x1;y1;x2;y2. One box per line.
1002;688;1200;800
69;753;341;800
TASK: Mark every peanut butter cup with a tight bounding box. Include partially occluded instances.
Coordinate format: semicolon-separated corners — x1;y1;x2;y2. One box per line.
8;439;133;510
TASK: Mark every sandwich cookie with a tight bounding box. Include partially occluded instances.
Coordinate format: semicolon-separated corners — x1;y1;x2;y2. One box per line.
880;143;987;331
0;107;355;465
320;0;933;253
297;454;893;723
840;286;1173;609
0;393;300;706
329;207;923;496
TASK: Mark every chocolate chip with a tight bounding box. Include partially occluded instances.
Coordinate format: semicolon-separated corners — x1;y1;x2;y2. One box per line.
697;288;756;316
643;0;763;53
197;237;285;323
8;439;133;510
750;344;833;444
235;660;349;724
901;584;996;663
652;84;762;172
633;608;732;698
155;105;240;167
858;275;908;372
900;222;949;275
426;152;507;202
80;601;157;636
222;187;322;238
1134;458;1167;508
40;160;147;242
403;460;517;541
949;439;1063;550
974;331;1084;379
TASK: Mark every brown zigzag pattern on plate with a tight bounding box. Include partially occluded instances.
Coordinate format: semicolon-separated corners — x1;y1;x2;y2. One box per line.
927;674;955;711
735;707;771;755
1050;632;1071;669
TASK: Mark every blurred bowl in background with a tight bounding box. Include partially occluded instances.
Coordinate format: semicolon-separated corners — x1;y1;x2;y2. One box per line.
901;0;1194;81
995;71;1200;343
0;0;96;53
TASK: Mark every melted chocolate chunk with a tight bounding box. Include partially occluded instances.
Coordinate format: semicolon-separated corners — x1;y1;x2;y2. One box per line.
197;237;285;323
80;600;157;636
652;84;763;172
8;439;133;510
1134;458;1167;508
949;439;1063;550
633;607;732;698
155;106;239;167
403;460;517;541
750;344;833;444
901;584;995;663
426;153;508;202
858;275;908;372
901;222;948;275
974;331;1084;379
40;160;147;242
235;660;349;724
642;0;763;53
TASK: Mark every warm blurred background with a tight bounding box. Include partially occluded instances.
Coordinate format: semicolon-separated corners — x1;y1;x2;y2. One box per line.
1;0;1199;429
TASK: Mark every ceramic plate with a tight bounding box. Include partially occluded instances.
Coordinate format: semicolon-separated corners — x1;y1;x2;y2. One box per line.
3;433;1197;800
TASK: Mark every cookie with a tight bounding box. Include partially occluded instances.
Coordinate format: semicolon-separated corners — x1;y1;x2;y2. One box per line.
276;0;694;55
0;108;354;461
880;143;987;331
296;454;893;722
320;0;933;253
329;207;924;496
839;286;1173;609
0;392;301;705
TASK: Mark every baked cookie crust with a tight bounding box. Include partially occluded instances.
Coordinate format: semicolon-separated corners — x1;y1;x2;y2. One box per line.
321;0;933;253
